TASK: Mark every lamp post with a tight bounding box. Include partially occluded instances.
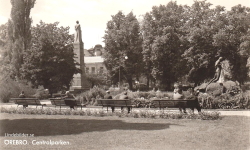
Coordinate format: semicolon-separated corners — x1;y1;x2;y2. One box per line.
119;56;128;89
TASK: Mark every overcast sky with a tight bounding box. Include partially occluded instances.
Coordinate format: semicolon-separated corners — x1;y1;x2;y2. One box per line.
0;0;249;49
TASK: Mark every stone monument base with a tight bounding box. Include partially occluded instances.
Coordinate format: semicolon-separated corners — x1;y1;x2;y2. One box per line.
70;72;91;94
69;87;89;95
195;80;240;96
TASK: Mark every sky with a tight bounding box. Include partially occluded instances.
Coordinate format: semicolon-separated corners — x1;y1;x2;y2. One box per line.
0;0;249;49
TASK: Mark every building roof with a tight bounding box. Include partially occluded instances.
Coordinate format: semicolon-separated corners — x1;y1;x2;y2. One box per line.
85;56;104;63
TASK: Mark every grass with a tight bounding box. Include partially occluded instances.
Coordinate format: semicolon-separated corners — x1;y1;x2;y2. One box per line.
0;113;249;150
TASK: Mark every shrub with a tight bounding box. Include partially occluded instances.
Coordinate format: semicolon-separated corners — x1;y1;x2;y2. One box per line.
0;77;36;103
32;87;50;99
78;86;106;105
124;91;170;100
197;91;250;109
156;92;169;99
132;98;152;108
199;111;221;120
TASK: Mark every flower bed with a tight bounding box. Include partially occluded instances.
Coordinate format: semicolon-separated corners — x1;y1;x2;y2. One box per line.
0;107;221;120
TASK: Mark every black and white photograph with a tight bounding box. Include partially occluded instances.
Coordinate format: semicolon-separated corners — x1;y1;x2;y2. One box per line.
0;0;249;149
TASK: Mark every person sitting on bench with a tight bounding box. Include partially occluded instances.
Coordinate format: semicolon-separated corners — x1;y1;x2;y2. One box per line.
119;91;131;113
173;83;187;113
19;91;25;98
64;91;75;98
19;91;28;108
64;91;76;109
104;90;114;111
104;90;112;99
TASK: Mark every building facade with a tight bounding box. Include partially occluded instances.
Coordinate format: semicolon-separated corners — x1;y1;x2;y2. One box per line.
84;44;106;75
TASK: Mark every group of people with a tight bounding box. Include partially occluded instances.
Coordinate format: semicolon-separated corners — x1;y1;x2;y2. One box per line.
173;83;201;113
104;90;130;113
19;87;201;113
104;84;201;113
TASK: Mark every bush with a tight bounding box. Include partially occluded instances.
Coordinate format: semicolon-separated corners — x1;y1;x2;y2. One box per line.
197;92;250;109
0;77;36;103
32;87;50;99
78;86;106;105
127;91;170;99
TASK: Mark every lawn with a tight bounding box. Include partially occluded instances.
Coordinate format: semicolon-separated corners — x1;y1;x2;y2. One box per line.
0;113;249;150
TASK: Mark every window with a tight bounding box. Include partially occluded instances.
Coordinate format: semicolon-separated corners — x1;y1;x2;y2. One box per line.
91;67;95;74
99;67;104;73
86;67;89;73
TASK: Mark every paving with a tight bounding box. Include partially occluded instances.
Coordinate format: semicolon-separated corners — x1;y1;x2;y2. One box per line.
1;101;249;117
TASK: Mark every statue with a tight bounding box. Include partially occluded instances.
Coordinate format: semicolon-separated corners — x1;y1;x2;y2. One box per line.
74;21;82;43
206;57;224;89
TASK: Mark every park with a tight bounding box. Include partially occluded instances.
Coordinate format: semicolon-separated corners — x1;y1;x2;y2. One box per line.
0;0;250;150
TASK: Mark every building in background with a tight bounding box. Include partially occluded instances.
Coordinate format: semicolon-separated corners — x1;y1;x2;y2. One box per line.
84;44;106;74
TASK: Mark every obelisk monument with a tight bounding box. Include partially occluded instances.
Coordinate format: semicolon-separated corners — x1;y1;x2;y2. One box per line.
70;21;90;92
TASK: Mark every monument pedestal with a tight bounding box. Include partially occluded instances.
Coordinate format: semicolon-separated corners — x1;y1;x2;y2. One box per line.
70;41;91;93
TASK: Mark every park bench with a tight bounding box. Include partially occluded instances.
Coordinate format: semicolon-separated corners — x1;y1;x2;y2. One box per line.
52;93;66;98
152;99;201;112
49;98;86;110
11;98;46;109
97;99;132;113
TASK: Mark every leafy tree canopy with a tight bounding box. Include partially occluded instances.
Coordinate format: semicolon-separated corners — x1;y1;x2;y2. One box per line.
104;11;143;89
21;21;80;93
7;0;36;77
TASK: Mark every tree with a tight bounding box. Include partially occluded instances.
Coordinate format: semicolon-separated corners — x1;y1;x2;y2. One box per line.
0;23;9;80
213;5;250;84
181;0;218;85
141;12;156;88
21;21;80;94
7;0;36;78
240;29;250;78
104;11;143;89
86;71;109;88
141;2;188;89
0;23;8;51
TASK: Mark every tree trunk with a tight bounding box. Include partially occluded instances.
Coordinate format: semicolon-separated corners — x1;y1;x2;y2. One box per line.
147;75;150;88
